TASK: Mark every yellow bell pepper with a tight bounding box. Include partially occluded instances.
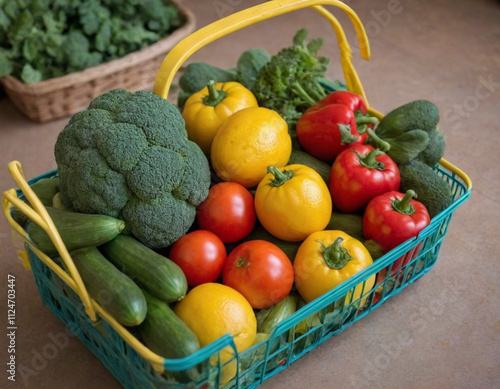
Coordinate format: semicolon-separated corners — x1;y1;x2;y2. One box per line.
293;230;375;305
182;80;258;155
254;164;332;242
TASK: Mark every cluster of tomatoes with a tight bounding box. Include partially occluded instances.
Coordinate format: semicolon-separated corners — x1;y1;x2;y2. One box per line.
168;181;292;310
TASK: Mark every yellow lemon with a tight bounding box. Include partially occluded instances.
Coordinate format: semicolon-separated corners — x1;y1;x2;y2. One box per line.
210;107;292;188
174;283;257;384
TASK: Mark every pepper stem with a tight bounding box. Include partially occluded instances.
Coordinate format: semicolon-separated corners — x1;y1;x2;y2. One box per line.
319;237;354;270
366;128;391;152
267;166;294;187
203;80;227;106
355;111;379;134
338;123;359;145
392;190;417;215
355;110;380;125
356;149;386;170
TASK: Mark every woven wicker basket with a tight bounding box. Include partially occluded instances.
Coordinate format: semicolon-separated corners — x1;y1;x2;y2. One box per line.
0;0;195;123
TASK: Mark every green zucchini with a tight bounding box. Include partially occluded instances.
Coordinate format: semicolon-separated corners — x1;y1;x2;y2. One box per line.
138;291;201;383
100;234;188;303
26;207;125;255
288;148;331;184
70;247;147;327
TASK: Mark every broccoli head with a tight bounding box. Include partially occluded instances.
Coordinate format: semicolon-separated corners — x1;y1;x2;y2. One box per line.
54;88;211;249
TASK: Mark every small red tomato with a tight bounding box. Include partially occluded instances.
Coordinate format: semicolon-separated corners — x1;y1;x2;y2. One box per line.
196;182;256;243
222;240;294;309
169;230;227;287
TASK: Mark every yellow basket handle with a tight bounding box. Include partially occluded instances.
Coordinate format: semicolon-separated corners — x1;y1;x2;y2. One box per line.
154;0;371;105
2;161;97;322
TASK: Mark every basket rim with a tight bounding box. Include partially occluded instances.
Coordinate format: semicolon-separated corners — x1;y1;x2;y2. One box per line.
0;0;195;95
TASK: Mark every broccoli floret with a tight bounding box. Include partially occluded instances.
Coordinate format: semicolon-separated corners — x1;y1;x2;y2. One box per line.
252;28;329;128
54;88;211;249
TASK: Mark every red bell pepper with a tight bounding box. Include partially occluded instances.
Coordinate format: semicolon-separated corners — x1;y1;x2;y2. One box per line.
363;189;431;278
306;90;379;133
307;90;368;113
329;144;401;213
296;103;365;162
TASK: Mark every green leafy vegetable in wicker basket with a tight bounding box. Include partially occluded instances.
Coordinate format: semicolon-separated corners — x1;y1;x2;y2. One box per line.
0;0;184;82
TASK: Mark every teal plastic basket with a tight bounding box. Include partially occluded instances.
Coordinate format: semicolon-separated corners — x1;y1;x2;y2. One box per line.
9;159;471;389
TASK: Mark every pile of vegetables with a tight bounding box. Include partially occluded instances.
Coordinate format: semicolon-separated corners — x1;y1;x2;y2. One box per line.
0;0;184;83
11;27;456;386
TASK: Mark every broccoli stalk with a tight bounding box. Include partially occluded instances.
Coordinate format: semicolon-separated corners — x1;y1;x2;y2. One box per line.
252;28;330;129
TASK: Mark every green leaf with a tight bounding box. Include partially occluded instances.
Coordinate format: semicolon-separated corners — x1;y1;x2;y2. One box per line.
95;20;111;52
0;8;11;31
20;63;42;83
22;35;41;62
386;130;430;165
9;10;33;45
0;55;13;77
44;33;65;58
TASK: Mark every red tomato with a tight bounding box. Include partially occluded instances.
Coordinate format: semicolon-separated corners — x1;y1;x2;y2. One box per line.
222;240;294;309
169;230;227;287
196;182;256;243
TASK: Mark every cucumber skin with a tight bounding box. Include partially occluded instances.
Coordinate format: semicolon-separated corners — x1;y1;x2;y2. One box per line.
26;207;125;255
100;234;188;303
71;247;147;327
138;291;201;383
398;159;452;218
12;177;60;227
30;177;60;206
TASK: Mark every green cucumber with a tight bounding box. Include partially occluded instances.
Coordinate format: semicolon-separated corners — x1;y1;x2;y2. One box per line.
12;177;60;227
256;294;298;334
138;291;201;383
26;207;125;255
288;148;331;184
70;247;147;327
100;234;188;303
29;177;60;206
398;159;453;218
